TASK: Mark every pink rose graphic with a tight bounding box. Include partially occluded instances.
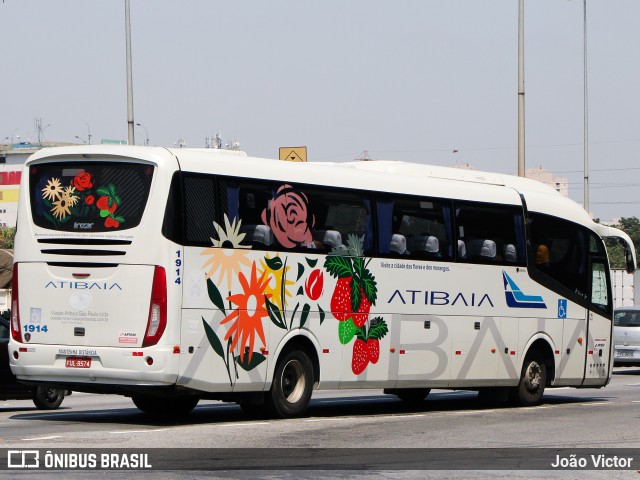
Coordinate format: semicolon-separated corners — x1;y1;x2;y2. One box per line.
262;184;314;248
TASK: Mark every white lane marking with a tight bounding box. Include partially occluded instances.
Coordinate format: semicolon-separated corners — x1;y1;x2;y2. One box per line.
220;422;270;427
109;429;170;434
22;435;62;441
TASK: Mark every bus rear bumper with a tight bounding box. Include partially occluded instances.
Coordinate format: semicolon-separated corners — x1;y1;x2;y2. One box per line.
9;343;180;389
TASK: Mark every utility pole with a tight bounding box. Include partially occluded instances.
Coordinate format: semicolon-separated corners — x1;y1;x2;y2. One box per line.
125;0;135;145
583;0;589;213
517;0;525;177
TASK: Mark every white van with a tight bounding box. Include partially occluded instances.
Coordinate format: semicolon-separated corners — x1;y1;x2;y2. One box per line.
613;307;640;367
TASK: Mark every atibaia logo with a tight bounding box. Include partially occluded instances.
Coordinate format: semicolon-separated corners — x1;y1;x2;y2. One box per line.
503;271;546;309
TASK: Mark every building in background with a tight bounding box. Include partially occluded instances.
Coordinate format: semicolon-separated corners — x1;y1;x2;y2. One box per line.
0;141;74;228
525;166;569;197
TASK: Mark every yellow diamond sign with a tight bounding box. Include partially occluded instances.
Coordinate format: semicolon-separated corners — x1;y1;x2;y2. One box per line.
279;146;307;162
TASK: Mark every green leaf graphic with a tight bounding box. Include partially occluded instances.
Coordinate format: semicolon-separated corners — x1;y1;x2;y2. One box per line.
318;305;325;325
266;296;287;330
324;255;353;278
306;257;318;268
206;278;226;314
300;303;311;328
236;352;267;371
265;255;283;271
202;317;225;359
368;317;388;340
338;318;357;345
297;262;305;281
360;269;378;305
350;277;362;312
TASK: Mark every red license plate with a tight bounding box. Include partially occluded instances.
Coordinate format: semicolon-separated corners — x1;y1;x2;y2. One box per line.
65;357;92;368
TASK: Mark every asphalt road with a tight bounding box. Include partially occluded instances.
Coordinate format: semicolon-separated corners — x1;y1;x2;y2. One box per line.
1;368;640;479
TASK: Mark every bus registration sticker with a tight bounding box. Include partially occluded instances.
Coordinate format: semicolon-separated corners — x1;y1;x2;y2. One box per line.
65;357;92;368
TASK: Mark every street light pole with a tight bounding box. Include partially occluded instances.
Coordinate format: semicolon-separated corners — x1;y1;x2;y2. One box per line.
136;122;149;146
583;0;589;214
517;0;525;177
125;0;135;145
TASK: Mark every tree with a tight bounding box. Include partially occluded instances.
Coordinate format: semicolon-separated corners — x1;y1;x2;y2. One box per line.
0;227;15;249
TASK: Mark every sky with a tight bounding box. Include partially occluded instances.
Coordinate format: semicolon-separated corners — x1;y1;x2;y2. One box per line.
1;0;639;221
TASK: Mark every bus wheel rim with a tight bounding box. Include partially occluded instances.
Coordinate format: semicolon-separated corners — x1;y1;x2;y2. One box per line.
281;359;305;404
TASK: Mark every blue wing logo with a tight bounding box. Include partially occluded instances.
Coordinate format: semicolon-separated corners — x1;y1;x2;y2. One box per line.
503;271;546;309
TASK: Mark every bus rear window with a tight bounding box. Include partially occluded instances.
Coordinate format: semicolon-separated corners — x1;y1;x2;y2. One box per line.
29;161;154;232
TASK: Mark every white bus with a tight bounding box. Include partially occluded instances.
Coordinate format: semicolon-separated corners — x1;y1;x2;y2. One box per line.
9;145;637;418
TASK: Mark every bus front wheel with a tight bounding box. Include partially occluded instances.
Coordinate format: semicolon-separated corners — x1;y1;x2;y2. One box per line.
511;353;546;406
267;349;313;418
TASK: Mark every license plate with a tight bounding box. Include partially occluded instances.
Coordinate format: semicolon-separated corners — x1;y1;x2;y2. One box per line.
65;357;92;368
616;351;634;358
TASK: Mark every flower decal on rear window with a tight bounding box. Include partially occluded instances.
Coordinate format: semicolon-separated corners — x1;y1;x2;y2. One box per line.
40;171;125;229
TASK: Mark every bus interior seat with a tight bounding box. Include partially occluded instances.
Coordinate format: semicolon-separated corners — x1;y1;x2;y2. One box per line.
467;239;497;261
389;234;408;255
407;235;440;257
458;240;466;259
241;224;274;246
504;243;517;262
313;229;343;250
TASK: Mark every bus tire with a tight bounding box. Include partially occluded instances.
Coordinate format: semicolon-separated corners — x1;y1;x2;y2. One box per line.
384;388;431;403
267;349;313;418
132;395;199;416
32;386;65;410
511;352;546;406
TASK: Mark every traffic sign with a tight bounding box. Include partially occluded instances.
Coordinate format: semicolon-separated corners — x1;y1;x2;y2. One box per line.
279;146;307;162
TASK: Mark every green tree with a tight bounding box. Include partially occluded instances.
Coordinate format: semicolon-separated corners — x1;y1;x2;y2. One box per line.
603;217;640;270
0;227;15;249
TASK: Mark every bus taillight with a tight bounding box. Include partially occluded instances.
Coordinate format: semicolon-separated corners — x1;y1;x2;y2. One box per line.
142;266;167;347
11;263;22;343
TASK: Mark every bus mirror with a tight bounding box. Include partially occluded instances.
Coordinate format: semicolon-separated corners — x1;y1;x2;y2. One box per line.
625;248;636;274
618;238;637;274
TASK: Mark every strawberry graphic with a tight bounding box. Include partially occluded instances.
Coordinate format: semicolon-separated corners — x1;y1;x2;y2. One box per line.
352;339;369;375
352;289;371;327
367;338;380;364
330;276;353;321
350;317;387;375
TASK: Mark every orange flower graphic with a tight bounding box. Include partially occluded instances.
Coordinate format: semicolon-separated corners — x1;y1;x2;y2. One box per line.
221;262;271;363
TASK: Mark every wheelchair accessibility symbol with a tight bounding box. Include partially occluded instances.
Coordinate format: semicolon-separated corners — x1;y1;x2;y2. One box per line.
558;299;567;319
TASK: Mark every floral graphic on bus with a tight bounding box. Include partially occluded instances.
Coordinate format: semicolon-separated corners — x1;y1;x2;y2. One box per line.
221;261;271;365
259;253;295;312
201;214;251;292
261;184;315;248
40;171;125;228
324;234;388;375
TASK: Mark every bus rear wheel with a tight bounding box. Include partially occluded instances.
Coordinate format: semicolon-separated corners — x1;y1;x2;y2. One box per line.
266;349;313;418
33;386;65;410
132;395;199;417
511;353;546;406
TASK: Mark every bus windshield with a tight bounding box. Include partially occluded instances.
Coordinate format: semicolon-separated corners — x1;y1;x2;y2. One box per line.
29;161;154;233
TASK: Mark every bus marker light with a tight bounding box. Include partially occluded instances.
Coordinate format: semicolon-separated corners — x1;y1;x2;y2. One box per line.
588;350;594;355
455;350;462;355
555;350;560;354
399;350;406;355
491;348;496;353
322;349;330;354
132;352;143;357
578;337;583;345
19;347;28;353
389;348;395;353
173;346;181;354
72;273;90;279
13;351;18;359
510;351;516;356
146;357;154;366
